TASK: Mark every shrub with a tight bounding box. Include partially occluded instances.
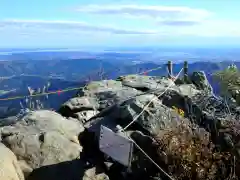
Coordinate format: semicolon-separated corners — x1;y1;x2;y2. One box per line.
213;65;240;104
153;119;236;180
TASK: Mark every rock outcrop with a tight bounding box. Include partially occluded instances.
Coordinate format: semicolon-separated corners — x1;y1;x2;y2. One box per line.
1;71;240;180
0;110;84;179
0;142;25;180
191;71;213;92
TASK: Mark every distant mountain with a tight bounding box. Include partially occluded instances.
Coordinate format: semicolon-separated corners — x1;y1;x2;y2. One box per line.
0;75;83;118
0;50;239;118
0;50;147;65
0;59;116;80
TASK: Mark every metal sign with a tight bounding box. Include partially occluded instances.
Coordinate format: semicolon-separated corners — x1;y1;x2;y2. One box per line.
99;125;133;167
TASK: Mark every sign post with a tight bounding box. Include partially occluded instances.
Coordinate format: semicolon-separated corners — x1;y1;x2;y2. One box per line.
99;125;133;167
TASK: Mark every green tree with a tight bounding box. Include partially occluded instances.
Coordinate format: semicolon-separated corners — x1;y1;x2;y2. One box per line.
213;64;240;104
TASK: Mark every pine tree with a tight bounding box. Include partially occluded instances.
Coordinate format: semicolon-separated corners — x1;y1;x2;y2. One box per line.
213;64;240;104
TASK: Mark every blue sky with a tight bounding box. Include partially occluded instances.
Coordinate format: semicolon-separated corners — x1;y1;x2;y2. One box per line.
1;0;240;48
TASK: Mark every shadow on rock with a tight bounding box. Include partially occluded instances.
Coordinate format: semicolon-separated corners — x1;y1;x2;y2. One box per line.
78;129;107;170
27;159;86;180
27;129;108;180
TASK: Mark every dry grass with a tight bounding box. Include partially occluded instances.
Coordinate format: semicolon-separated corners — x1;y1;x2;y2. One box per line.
153;119;238;180
21;83;51;111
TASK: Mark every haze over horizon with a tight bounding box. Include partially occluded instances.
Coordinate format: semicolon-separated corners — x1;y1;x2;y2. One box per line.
1;0;240;49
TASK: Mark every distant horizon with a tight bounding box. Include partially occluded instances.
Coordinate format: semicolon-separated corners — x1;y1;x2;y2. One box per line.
1;45;240;53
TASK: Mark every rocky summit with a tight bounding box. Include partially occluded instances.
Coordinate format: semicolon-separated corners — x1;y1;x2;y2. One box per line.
1;71;240;180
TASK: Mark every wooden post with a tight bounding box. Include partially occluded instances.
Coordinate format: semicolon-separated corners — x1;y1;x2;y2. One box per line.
99;60;104;80
184;61;188;82
167;61;173;78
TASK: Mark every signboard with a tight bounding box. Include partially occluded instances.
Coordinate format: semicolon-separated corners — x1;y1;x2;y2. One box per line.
99;125;133;167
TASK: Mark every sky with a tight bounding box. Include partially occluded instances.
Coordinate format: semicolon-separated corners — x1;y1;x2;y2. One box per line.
1;0;240;48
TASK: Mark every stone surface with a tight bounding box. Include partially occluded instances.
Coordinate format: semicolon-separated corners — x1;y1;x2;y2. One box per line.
83;167;109;180
118;75;174;91
0;143;25;180
0;110;84;177
191;71;213;93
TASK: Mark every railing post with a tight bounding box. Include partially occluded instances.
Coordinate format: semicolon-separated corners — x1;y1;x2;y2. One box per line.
184;61;188;82
167;61;173;79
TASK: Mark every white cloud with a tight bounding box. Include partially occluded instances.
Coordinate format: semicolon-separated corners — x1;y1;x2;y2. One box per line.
75;4;211;26
72;4;240;37
0;19;164;47
1;11;240;48
0;19;157;35
1;18;240;39
173;19;240;37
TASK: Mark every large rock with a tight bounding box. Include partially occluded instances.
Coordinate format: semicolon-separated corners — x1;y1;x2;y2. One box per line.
59;79;142;122
191;71;213;93
83;78;200;139
0;110;84;178
73;110;100;123
86;93;188;138
115;94;186;135
61;96;99;112
118;75;174;91
173;84;200;98
80;74;240;179
59;96;100;123
0;143;25;180
81;80;142;107
83;80;124;94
